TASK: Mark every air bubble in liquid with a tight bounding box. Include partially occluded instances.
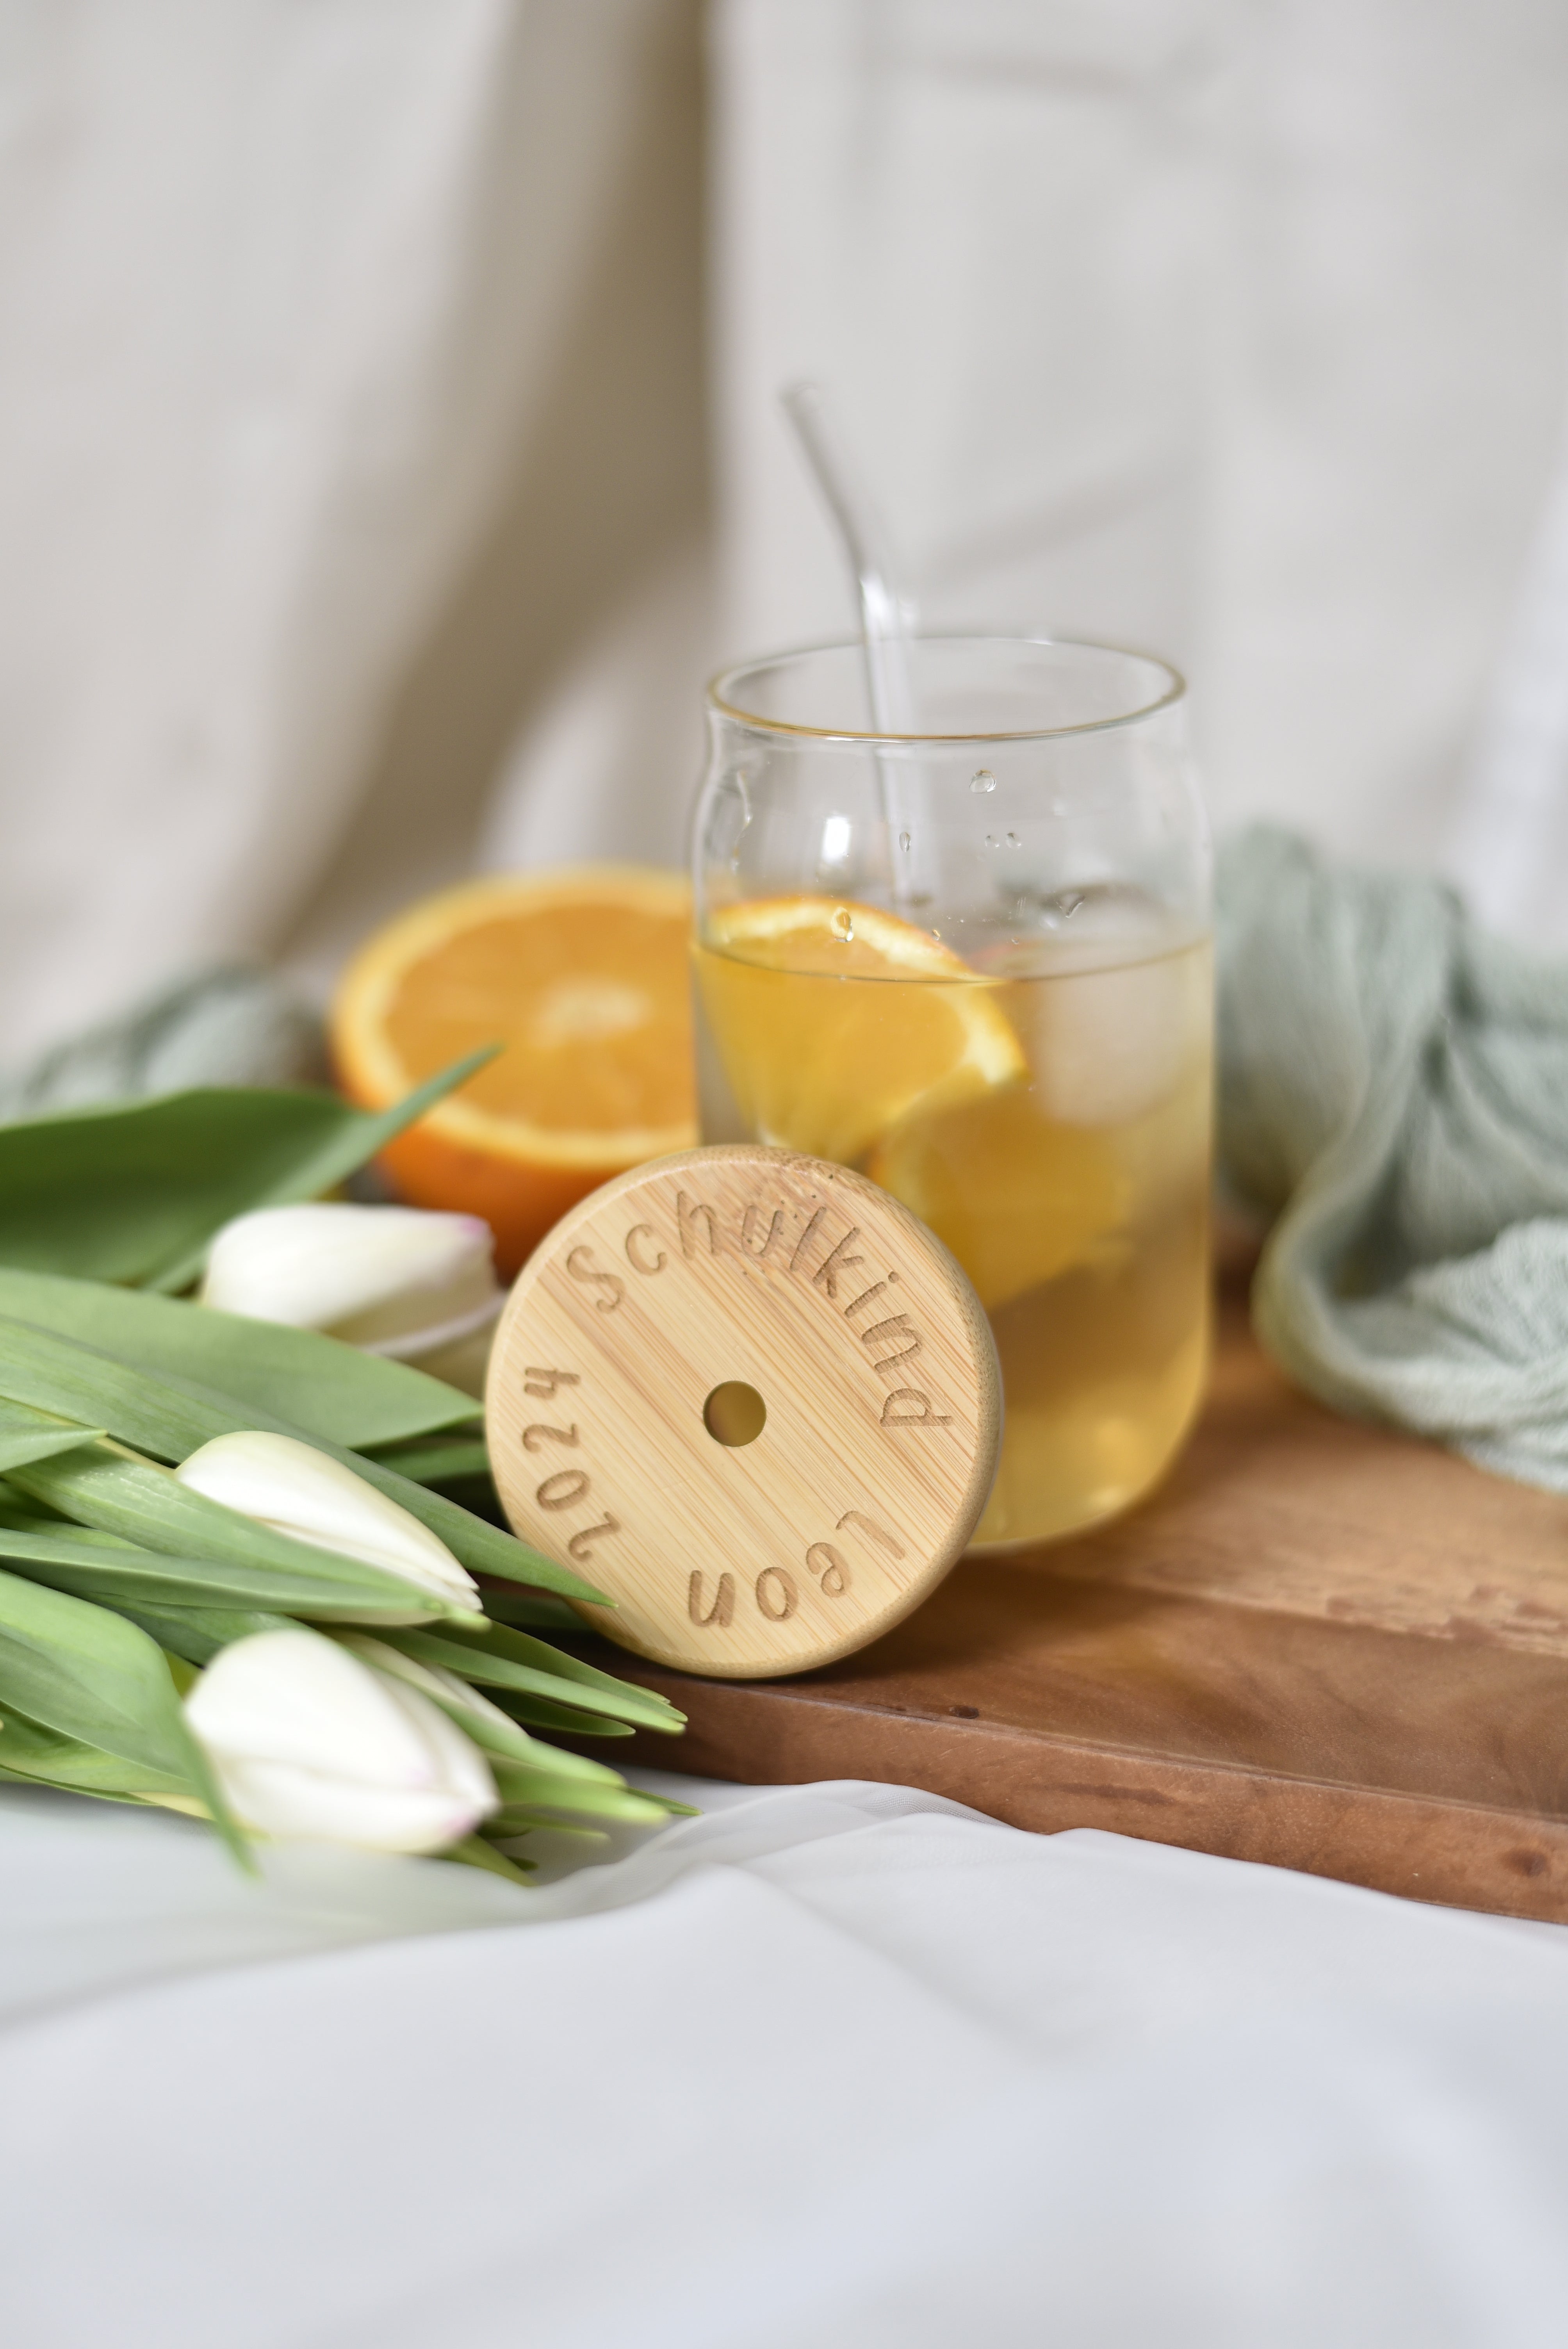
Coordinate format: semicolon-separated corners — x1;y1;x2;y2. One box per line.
831;906;855;943
898;830;912;853
1007;831;1020;848
969;769;997;794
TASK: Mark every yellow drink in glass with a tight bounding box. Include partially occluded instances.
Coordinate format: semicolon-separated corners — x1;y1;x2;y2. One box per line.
691;637;1213;1552
693;904;1212;1546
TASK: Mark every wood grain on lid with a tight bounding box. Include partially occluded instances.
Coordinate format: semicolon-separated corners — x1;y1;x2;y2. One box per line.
486;1145;1001;1677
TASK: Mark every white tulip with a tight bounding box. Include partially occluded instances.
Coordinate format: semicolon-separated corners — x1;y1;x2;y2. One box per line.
175;1430;481;1618
339;1636;627;1788
200;1203;503;1394
185;1627;498;1852
342;1634;522;1737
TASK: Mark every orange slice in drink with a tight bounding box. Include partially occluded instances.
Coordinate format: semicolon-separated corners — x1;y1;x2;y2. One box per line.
695;895;1026;1166
331;868;697;1276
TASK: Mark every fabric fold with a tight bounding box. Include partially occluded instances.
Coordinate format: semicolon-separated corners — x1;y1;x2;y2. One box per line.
1218;826;1568;1490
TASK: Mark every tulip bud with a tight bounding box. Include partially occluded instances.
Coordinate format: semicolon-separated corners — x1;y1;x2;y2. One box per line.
185;1627;498;1852
340;1634;523;1737
338;1637;629;1788
200;1203;502;1395
175;1430;481;1618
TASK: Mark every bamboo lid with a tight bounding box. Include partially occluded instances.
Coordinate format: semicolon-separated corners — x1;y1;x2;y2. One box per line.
486;1144;1001;1679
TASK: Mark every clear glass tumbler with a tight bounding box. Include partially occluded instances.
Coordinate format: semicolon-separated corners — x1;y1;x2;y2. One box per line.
690;636;1213;1553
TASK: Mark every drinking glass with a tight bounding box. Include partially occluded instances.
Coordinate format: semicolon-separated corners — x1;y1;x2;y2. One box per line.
690;636;1213;1552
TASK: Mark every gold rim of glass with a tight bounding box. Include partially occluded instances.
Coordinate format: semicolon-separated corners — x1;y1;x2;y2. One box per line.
707;633;1186;745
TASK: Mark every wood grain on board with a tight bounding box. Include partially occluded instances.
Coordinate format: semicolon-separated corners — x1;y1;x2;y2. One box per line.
567;1280;1568;1924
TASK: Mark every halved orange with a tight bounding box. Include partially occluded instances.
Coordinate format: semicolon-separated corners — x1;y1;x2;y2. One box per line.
693;895;1026;1165
331;868;697;1276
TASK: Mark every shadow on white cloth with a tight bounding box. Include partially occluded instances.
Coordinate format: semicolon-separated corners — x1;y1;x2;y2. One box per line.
2;1771;1567;2345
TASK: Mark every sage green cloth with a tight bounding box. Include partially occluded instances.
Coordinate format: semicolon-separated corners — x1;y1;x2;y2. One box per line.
1217;827;1568;1493
0;969;324;1119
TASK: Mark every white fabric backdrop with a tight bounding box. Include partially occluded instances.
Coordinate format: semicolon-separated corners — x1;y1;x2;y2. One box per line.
0;0;697;1059
4;1770;1568;2347
707;0;1568;929
2;15;1568;2339
5;0;1568;1068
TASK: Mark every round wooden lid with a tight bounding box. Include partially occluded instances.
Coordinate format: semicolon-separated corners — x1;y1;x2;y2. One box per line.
486;1144;1000;1679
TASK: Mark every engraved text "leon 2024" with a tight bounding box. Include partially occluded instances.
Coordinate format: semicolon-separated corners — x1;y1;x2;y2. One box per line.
686;1509;907;1633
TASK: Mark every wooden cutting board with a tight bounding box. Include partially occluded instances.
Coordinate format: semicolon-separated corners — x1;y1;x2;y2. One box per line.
567;1272;1568;1924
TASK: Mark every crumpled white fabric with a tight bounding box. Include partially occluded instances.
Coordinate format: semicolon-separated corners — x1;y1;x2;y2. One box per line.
3;1770;1568;2347
712;0;1568;939
0;0;670;1059
8;0;1568;1066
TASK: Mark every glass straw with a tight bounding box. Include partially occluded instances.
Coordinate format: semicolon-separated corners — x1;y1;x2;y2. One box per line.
780;383;924;905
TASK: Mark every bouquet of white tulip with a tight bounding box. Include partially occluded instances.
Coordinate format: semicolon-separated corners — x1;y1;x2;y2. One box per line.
0;1065;688;1877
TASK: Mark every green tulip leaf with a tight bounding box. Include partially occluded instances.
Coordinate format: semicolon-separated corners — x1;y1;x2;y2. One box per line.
485;1692;634;1740
111;1603;299;1668
0;1513;451;1624
6;1443;456;1624
0;1271;479;1448
0;1417;106;1474
355;1661;626;1777
486;1757;686;1822
0;1564;244;1859
485;1814;610;1844
359;1437;492;1487
446;1615;684;1718
0;1050;494;1292
442;1835;536;1883
381;1625;684;1735
0;1705;193;1802
0;1316;606;1604
467;1589;584;1636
